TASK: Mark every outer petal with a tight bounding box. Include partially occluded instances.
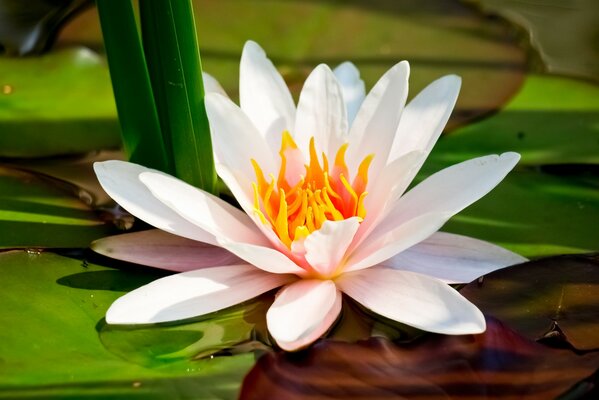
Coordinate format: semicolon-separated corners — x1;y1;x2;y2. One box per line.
381;231;527;284
349;153;520;271
93;160;216;245
267;280;342;351
294;64;348;162
240;40;296;153
202;72;227;97
106;265;295;324
91;229;241;272
333;61;365;125
139;171;267;246
336;267;486;334
388;75;461;164
303;217;361;277
206;93;277;181
346;61;409;177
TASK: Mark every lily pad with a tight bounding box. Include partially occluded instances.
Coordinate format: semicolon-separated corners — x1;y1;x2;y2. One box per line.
0;165;114;248
0;250;255;398
240;317;599;399
56;0;526;128
0;47;120;157
432;75;599;166
461;253;599;352
465;0;599;82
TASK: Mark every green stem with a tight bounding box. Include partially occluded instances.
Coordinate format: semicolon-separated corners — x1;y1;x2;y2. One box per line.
96;0;171;173
139;0;217;194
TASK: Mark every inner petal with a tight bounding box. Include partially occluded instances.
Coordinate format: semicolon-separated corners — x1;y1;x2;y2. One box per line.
251;131;373;250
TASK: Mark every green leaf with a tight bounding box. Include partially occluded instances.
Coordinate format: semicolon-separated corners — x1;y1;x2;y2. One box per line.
433;75;599;166
0;250;255;398
0;166;114;248
96;0;171;173
461;253;599;352
0;47;120;158
140;0;217;193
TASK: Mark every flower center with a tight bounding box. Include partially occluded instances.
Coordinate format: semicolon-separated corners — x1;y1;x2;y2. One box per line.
251;131;373;248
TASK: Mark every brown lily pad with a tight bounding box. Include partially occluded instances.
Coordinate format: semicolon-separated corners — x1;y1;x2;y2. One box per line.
461;254;599;352
240;317;598;399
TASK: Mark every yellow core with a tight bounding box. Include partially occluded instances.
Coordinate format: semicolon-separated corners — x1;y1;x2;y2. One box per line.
252;131;373;248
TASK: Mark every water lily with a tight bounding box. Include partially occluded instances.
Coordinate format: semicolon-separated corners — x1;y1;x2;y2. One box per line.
93;41;526;351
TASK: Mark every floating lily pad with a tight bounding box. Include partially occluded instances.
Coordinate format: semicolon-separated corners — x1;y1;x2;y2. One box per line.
465;0;599;82
432;75;599;166
0;250;255;398
57;0;526;128
0;166;114;248
240;317;599;400
0;47;120;157
461;253;599;352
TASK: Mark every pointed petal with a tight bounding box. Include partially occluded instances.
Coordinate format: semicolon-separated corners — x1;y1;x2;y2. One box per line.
336;267;486;334
347;61;409;177
381;231;527;284
91;229;241;272
304;217;361;277
333;61;365;125
93;161;216;245
240;40;296;153
388;75;461;164
138;171;268;246
267;280;342;351
294;64;348;160
106;265;294;324
349;153;521;271
206;92;277;180
218;239;310;276
202;72;228;97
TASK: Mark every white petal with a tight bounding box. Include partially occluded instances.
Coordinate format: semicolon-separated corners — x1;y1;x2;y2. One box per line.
336;267;486;334
351;153;521;270
267;280;342;351
106;265;294;324
388;75;461;164
206;92;277;180
91;229;241;272
381;231;527;284
346;61;409;177
304;217;361;277
240;40;296;153
202;72;227;97
93;161;216;245
294;64;348;161
218;239;310;276
333;61;365;125
139;171;268;246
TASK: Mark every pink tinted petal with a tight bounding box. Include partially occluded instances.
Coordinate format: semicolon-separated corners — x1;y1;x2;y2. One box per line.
304;217;361;277
93;161;216;245
346;61;409;177
240;41;296;153
382;231;527;284
107;265;295;324
139;171;269;247
294;64;348;161
91;229;241;272
336;267;486;334
267;280;342;351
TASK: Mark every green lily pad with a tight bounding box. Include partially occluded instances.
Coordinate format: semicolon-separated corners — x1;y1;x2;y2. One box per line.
0;165;114;248
0;47;120;157
56;0;526;128
0;250;255;398
465;0;599;83
433;75;599;166
461;253;599;352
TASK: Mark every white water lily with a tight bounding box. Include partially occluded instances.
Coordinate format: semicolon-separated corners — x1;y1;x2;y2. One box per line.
93;41;526;351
